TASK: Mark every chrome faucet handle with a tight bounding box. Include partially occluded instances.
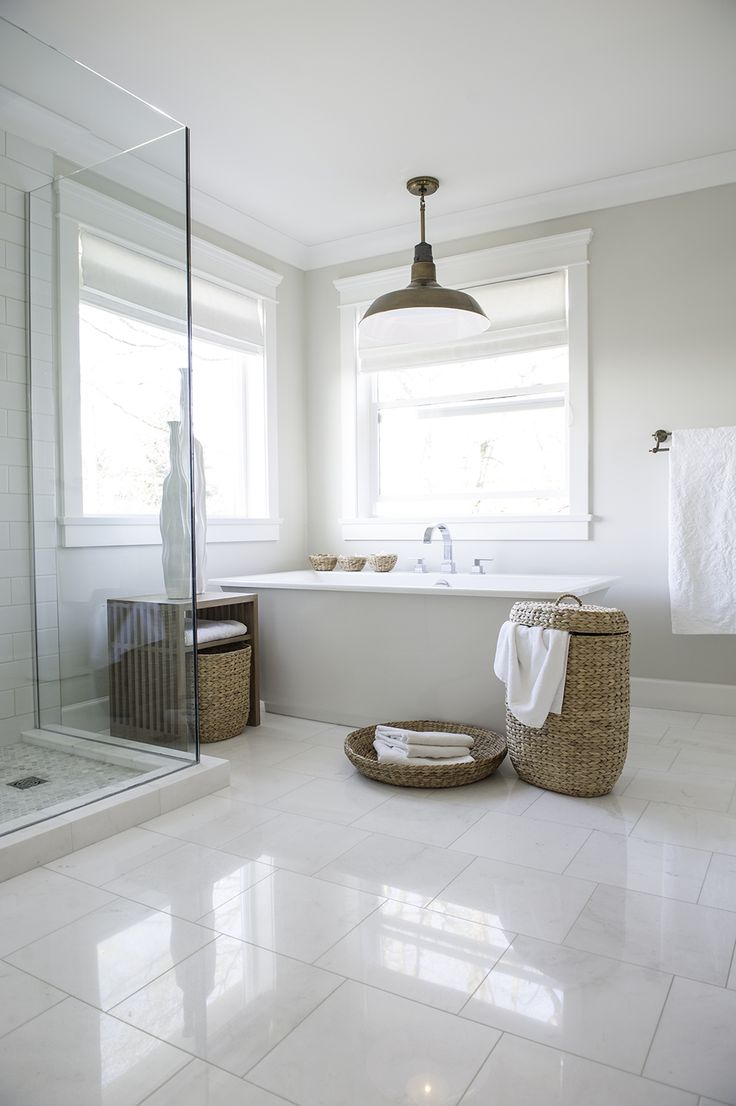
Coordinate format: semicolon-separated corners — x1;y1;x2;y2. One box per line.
471;558;494;575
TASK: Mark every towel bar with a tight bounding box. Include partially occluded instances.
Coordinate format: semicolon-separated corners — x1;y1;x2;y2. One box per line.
650;429;671;453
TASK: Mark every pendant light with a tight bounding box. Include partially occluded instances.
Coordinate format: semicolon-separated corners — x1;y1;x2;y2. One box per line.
360;176;490;346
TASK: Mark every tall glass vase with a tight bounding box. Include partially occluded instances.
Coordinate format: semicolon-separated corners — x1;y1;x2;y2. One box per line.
160;420;191;599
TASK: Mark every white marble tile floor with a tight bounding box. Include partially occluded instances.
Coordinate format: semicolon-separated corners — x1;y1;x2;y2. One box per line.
0;705;734;1105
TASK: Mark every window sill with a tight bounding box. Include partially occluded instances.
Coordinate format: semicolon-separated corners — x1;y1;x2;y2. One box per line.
60;517;282;548
341;516;592;542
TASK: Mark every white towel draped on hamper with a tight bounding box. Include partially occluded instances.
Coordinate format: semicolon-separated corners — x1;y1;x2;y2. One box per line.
669;427;736;634
494;621;570;728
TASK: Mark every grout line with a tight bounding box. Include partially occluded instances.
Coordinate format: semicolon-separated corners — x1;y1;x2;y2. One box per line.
0;969;67;1042
638;973;675;1077
455;1028;506;1104
241;977;349;1086
135;1058;200;1106
696;850;717;907
559;827;594;876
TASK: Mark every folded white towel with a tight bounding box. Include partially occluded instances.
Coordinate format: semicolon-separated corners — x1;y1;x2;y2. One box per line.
183;618;248;647
375;735;473;759
668;427;736;634
373;738;473;767
494;621;570;729
375;725;474;749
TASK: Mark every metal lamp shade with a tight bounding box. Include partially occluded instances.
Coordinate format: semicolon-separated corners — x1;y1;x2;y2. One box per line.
360;283;489;345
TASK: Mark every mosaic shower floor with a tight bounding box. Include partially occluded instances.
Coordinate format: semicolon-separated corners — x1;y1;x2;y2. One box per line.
0;743;141;827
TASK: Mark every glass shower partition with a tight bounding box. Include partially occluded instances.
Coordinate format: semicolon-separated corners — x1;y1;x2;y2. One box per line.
1;20;200;835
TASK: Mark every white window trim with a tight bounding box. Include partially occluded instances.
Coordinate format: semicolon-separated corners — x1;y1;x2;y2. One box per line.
334;229;592;542
56;180;283;547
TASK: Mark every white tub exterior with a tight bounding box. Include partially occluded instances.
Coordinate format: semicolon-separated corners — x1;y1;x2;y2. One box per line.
215;571;618;731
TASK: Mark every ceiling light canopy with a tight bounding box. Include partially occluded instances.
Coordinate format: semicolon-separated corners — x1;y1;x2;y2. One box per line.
360;176;490;346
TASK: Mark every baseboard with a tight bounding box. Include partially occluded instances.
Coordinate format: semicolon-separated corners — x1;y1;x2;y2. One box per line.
631;677;736;715
263;699;376;728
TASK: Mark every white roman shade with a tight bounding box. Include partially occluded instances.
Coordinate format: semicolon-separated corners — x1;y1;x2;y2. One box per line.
79;230;263;347
358;270;567;373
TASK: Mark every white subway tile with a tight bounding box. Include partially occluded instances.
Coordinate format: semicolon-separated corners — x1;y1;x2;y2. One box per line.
0;688;14;719
0;325;25;357
36;602;58;629
0;657;32;691
4;242;25;274
0;550;31;577
0;438;27;464
8;468;28;494
0;268;24;298
0;634;13;662
30;277;51;308
11;577;30;605
9;522;30;549
1;605;31;632
5;298;25;329
36;628;58;657
0;494;29;522
31;386;54;416
12;632;32;660
29;250;51;283
13;684;34;714
0;211;25;247
0;577;11;605
0;466;7;493
0;522;9;549
33;548;56;575
6;411;27;440
0;381;26;411
4;186;24;218
7;354;26;383
0;713;34;741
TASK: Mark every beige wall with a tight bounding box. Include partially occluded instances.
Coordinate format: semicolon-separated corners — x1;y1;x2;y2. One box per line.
305;184;736;685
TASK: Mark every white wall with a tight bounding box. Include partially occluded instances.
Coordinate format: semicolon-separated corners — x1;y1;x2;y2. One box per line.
305;185;736;686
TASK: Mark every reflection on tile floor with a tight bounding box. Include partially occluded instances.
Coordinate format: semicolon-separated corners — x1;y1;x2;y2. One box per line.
0;706;734;1105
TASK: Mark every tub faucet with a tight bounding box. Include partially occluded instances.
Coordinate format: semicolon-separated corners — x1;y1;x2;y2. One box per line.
423;523;456;574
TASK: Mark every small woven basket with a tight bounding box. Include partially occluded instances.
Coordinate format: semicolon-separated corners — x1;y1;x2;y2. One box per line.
345;720;506;788
195;643;251;743
309;554;337;571
336;555;366;572
505;594;630;797
368;553;398;572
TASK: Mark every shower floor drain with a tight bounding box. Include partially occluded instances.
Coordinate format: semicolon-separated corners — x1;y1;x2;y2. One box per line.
7;776;49;790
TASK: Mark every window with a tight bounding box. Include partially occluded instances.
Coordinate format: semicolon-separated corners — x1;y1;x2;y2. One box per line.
336;231;591;541
57;182;282;546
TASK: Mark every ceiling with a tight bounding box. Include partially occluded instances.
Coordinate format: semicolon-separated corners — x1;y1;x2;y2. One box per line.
2;0;736;267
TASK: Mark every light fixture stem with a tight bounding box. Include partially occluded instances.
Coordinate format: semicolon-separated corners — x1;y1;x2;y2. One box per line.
419;191;426;243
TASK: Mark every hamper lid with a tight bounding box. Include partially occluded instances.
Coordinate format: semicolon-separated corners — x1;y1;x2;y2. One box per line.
509;593;629;634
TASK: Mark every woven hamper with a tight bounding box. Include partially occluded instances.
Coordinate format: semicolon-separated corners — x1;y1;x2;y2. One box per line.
193;643;251;743
505;594;630;797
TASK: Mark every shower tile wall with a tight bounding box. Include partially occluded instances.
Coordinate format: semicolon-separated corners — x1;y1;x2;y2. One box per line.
0;127;58;747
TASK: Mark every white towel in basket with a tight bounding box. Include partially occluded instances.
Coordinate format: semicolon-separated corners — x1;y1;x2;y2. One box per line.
373;738;473;766
494;621;570;729
375;725;474;749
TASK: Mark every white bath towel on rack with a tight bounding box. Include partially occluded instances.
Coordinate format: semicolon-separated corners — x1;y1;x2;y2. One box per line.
669;427;736;634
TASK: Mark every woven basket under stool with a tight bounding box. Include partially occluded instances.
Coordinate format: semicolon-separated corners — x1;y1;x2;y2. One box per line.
505;594;630;797
196;643;251;743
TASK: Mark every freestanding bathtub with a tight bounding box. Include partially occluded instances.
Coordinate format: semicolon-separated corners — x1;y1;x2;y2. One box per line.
214;571;618;732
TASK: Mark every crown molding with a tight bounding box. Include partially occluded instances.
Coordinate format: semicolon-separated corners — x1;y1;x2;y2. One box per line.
306;150;736;270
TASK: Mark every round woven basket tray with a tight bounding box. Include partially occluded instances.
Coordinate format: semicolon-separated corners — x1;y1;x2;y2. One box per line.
344;720;507;788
